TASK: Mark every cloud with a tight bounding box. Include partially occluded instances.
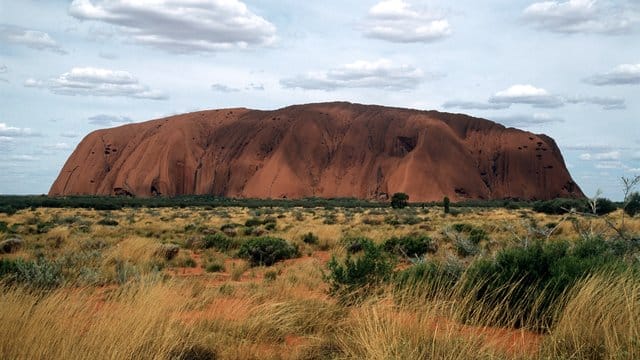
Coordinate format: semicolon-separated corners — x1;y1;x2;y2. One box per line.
60;132;79;138
489;84;564;108
42;143;72;151
523;0;639;34
492;113;564;128
565;95;626;109
0;24;66;54
25;67;168;100
211;84;240;93
88;114;133;127
0;123;41;137
595;160;624;169
98;52;118;60
445;84;625;110
68;0;276;53
442;100;510;110
363;0;451;43
7;155;40;162
579;150;621;161
281;59;423;91
0;65;6;73
584;63;640;85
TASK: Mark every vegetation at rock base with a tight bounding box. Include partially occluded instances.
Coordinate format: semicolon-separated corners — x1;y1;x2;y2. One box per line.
0;198;639;359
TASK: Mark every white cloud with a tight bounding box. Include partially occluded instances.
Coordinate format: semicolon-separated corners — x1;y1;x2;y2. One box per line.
489;84;564;108
446;84;624;110
88;114;133;127
595;151;621;160
0;24;66;54
25;67;167;100
42;143;72;151
442;100;510;110
68;0;276;53
523;0;639;34
281;59;423;91
211;84;240;93
363;0;451;43
0;123;41;137
584;63;640;85
493;113;564;128
8;155;40;162
60;132;79;138
565;95;626;110
596;160;624;169
580;150;621;161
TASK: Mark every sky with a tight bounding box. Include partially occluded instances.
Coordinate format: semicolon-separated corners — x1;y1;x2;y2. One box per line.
0;0;639;199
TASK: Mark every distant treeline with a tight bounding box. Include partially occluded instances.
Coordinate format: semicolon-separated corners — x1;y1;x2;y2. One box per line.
0;194;614;215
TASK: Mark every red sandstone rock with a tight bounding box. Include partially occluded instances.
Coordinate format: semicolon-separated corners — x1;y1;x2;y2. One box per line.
49;102;583;201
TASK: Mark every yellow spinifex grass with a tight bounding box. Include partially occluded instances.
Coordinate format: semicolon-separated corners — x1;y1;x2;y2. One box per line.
542;272;640;359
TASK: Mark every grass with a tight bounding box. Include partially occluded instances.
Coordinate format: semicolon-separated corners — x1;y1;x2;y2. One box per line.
0;205;638;359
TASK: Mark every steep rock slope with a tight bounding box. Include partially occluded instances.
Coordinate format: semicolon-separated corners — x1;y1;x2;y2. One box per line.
49;102;583;201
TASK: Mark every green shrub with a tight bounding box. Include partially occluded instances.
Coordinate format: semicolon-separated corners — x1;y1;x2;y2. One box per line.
0;221;7;233
443;196;450;214
533;198;587;215
625;192;640;217
205;262;225;273
97;219;119;226
343;237;374;254
326;241;394;303
0;257;63;289
595;198;617;216
204;233;234;251
237;237;299;266
391;192;409;209
383;235;436;257
463;237;626;329
454;238;479;257
245;218;263;227
395;258;463;295
302;232;319;245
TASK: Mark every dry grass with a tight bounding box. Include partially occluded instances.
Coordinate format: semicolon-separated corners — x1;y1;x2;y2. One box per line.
0;205;639;359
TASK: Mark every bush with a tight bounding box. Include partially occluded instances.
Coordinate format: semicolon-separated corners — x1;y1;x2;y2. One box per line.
237;237;299;266
326;240;394;303
595;198;617;216
625;192;640;217
533;198;586;215
391;192;409;209
454;238;479;257
203;233;234;251
155;244;180;260
443;196;450;214
302;232;319;245
383;235;436;257
205;262;225;273
0;257;63;289
395;258;463;295
463;237;625;329
97;219;119;226
0;237;23;254
343;237;374;254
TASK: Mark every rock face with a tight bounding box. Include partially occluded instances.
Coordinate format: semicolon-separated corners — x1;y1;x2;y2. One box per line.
49;102;583;201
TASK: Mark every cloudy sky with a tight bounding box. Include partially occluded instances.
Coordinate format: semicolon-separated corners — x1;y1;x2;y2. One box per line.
1;0;639;199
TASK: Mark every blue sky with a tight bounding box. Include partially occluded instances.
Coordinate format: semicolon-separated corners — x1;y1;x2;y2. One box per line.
0;0;639;199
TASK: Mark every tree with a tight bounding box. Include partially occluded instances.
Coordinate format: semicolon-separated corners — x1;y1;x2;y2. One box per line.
621;176;640;226
443;196;450;214
391;192;409;209
625;192;640;218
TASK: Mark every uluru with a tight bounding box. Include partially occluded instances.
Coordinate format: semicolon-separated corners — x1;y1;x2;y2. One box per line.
49;102;583;201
